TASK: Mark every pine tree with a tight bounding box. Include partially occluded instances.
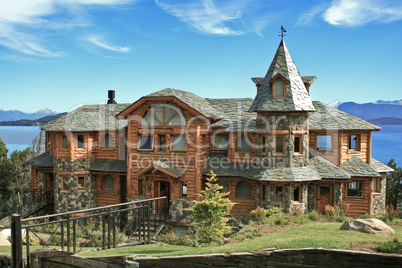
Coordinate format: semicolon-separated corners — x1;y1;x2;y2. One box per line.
189;171;234;244
386;159;402;208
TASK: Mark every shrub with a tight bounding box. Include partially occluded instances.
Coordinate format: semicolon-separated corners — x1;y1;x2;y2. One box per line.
250;207;266;224
189;171;234;244
325;203;349;222
384;204;400;222
274;214;287;226
291;214;310;224
379;238;402;253
157;232;198;247
265;207;281;218
308;210;319;221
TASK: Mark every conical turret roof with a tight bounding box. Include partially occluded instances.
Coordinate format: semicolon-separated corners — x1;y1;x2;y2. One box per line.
249;39;315;112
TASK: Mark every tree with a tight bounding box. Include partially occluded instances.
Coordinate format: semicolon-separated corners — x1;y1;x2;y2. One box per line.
386;159;402;208
0;138;13;205
189;171;234;244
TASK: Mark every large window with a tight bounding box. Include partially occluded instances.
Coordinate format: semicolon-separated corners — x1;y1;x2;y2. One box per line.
139;135;153;150
141;103;185;126
214;134;229;149
317;135;332;151
347;181;363;197
237;181;251;197
171;135;186;151
237;135;251;151
102;134;114;148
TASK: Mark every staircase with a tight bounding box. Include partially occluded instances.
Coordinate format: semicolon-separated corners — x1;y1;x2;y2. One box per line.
0;191;54;221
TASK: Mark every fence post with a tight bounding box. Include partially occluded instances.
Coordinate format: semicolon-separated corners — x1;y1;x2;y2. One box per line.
11;214;23;268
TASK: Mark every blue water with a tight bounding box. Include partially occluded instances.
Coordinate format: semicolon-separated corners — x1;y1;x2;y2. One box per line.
372;125;402;166
0;126;41;156
0;125;401;166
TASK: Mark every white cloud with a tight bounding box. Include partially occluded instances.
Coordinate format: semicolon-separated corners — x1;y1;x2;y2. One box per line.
155;0;257;35
87;35;130;53
0;0;135;58
296;4;329;26
323;0;402;26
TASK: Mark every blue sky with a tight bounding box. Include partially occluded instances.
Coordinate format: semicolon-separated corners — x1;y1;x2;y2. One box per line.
0;0;401;113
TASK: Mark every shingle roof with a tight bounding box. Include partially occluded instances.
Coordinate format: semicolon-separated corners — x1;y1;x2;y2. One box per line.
91;159;127;173
203;152;321;182
207;98;257;132
42;104;130;131
309;152;351;179
309;101;381;130
249;39;315;112
371;158;394;173
135;160;185;178
342;157;380;177
146;88;223;119
301;76;317;85
26;151;54;168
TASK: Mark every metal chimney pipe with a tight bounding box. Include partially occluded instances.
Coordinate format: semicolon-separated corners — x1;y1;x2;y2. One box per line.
107;90;116;104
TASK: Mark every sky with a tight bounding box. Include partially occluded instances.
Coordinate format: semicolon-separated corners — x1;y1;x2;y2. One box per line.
0;0;401;113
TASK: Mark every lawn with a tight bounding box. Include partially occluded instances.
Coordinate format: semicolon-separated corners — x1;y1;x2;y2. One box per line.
1;219;401;258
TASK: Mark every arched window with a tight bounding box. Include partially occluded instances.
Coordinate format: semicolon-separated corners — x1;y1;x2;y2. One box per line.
103;175;114;190
102;134;114;148
141;103;185;126
237;181;251;197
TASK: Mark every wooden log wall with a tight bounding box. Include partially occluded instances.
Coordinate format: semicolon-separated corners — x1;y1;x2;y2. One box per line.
94;173;122;207
342;177;371;216
309;130;339;165
339;130;369;164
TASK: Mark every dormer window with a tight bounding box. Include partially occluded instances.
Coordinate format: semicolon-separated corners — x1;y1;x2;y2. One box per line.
271;74;288;98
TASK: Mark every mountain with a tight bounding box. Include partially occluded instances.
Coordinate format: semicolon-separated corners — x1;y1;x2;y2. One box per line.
374;99;402;105
0;113;67;126
367;117;402;125
336;101;402;122
0;109;58;122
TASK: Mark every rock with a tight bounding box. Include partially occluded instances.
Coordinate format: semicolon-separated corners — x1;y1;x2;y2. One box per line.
0;233;11;246
340;218;395;237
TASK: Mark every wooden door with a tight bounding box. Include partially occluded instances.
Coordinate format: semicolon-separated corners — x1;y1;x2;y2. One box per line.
154;181;170;213
316;185;333;214
45;173;54;199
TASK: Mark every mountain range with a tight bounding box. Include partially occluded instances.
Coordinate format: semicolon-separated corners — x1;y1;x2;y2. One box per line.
0;109;58;122
0;99;401;126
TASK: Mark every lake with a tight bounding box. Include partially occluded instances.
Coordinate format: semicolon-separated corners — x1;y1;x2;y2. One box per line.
0;125;401;166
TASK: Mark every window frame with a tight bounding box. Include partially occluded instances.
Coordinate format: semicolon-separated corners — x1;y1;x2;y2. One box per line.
316;135;333;152
101;133;114;149
62;135;68;149
181;181;188;198
138;179;146;196
61;177;69;192
236;181;252;198
77;176;86;192
293;185;301;202
213;134;229;150
348;134;361;151
102;175;114;191
271;76;287;99
141;102;186;126
138;135;154;151
237;135;252;152
294;135;302;154
274;135;285;154
274;185;284;203
170;135;187;152
76;134;85;149
373;177;381;193
346;181;364;198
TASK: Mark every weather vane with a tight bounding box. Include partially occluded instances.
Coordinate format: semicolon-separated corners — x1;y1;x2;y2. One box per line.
279;25;286;39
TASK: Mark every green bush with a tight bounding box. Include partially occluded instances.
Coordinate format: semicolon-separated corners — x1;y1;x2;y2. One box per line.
250;207;266;224
291;214;310;224
274;214;287;226
379;238;402;253
157;232;198;247
325;203;349;222
265;207;281;218
307;210;319;221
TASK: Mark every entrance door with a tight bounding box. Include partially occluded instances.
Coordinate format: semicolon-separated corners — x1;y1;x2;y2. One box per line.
45;173;54;199
154;181;170;213
316;185;333;214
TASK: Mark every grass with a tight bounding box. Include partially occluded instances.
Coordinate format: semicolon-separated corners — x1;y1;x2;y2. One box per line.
2;219;401;258
77;220;402;257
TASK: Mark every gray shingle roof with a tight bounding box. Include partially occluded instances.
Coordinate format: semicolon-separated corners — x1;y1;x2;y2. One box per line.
309;152;351;179
203;152;321;182
91;159;127;173
146;88;223;119
371;158;394;173
309;101;381;130
301;76;317;85
342;157;380;177
26;151;53;168
153;160;185;177
42;104;130;131
249;39;315;112
207;98;257;132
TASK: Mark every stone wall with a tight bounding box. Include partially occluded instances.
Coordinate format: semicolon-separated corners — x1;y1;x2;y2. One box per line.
53;158;96;213
372;175;386;216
